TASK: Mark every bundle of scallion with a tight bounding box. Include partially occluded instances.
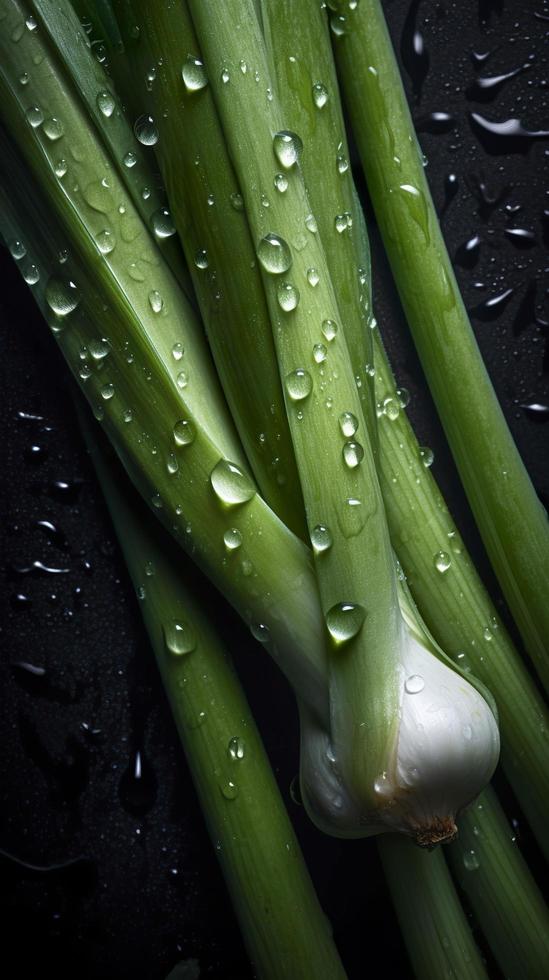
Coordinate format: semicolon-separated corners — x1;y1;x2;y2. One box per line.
1;0;548;977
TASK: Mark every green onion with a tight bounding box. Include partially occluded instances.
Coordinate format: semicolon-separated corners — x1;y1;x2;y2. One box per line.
186;0;499;843
0;4;329;722
331;0;549;693
450;786;549;980
80;410;348;980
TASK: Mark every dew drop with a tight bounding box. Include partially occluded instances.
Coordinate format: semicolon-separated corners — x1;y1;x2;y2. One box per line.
383;396;400;421
134;113;159;146
9;239;26;260
228;736;245;760
463;849;480;871
210;460;255;505
434;550;451;574
194;248;208;269
221;68;230;84
230;191;244;211
310;524;333;554
420;445;434;468
220;780;238;800
307;267;320;287
305;213;318;234
176;371;188;389
257;233;292;274
95;228;115;254
250;622;270;644
89;338;109;360
23;263;40;285
339;411;358;437
312;82;329;108
336;153;349;174
123;150;137;168
148;289;163;313
45;277;80;317
326;602;366;646
313;343;327;364
274;172;288;193
405;674;425;694
273;130;303;168
25;105;43;128
322;318;338;342
101;382;115;400
166;453;179;475
182;55;208;92
173;419;195;447
43;117;64;141
285;369;312;402
335;211;352;233
151;207;176;239
277;281;300;312
97;91;115;117
163;620;196;656
223;527;243;551
343;441;364;468
172;342;184;360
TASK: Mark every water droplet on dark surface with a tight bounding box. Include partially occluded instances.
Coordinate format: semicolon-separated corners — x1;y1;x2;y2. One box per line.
416;112;456;134
34;519;69;550
10;560;70;577
118;748;158;815
505;228;536;248
467;173;510;219
469;113;549;154
471;50;493;67
401;0;429;103
520;403;549;422
11;593;32;609
441;173;459;214
24;443;47;464
46;479;84;504
466;65;528;103
471;287;516;321
455;235;481;268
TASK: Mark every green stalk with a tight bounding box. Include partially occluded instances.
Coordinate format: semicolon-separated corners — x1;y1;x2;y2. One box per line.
0;3;329;722
81;413;348;980
449;786;549;980
378;835;488;980
84;0;307;539
186;0;404;831
331;0;549;691
263;0;549;857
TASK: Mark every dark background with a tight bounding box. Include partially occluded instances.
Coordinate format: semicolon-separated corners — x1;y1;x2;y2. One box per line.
1;1;548;977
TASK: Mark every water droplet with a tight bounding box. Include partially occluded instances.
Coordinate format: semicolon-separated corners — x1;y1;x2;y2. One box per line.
250;622;270;644
151;207;176;239
277;281;300;312
19;72;29;86
335;211;352;233
339;411;358;437
230;191;244;211
420;445;434;468
145;561;155;577
123;150;137;168
469;112;549;154
342;441;364;468
223;527;243;551
305;213;318;234
26;14;38;30
312;82;328;108
134;113;159;146
26;105;44;128
257;233;292;274
176;371;188;389
322;319;338;342
79;364;91;380
9;239;26;260
210;460;255;505
415;112;456;135
97;91;115;117
23;263;40;285
285;369;312;402
194;248;208;269
336;153;349;174
53;157;67;177
101;382;114;400
310;524;333;554
273;130;303;168
123;409;133;423
220;780;238;800
313;343;327;364
148;290;163;313
396;387;410;408
173;419;195;446
434;550;451;573
463;849;480;871
166;452;179;475
221;68;230;84
43;117;64;141
95;228;115;254
405;674;425;694
172;342;184;361
227;736;245;760
45;277;80;316
455;235;481;269
383;396;400;421
274;172;288;193
89;338;109;360
307;267;320;287
182;55;208;92
326;602;367;646
164;620;196;656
